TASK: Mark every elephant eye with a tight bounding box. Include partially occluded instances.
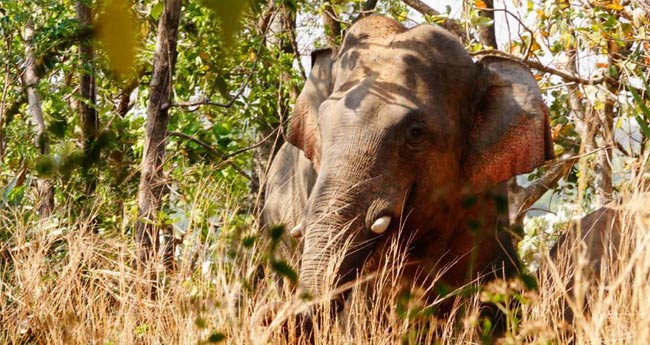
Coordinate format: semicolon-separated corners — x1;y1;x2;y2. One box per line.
405;124;428;146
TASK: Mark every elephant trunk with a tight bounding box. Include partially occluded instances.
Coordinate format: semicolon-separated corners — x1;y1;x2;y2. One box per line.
297;173;382;303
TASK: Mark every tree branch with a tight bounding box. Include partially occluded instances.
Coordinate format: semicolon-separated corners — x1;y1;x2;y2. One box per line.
136;0;183;269
353;0;379;21
363;0;378;12
471;49;606;85
509;154;577;226
401;0;468;42
116;65;147;117
322;1;342;46
76;0;99;197
168;131;253;181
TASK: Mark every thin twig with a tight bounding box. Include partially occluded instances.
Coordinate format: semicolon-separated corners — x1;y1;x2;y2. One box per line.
168;131;253;181
472;6;537;59
221;126;282;161
471;49;606;85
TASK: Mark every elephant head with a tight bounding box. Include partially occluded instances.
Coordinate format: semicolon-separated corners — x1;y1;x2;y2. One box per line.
288;16;553;303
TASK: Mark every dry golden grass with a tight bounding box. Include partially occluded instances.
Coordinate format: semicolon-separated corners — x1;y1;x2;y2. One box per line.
1;166;648;344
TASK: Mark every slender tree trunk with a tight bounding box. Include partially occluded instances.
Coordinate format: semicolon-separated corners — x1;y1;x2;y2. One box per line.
23;24;54;216
594;41;618;206
478;0;497;48
76;1;99;198
116;66;146;117
136;0;182;270
253;3;300;213
0;34;12;161
322;1;341;46
362;0;378;12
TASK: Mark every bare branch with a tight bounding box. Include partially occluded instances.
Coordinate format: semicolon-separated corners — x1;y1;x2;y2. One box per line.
363;0;378;12
473;6;538;59
353;0;379;21
116;65;147;117
472;49;606;85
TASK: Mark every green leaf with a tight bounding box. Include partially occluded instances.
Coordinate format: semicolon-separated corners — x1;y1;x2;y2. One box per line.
95;0;140;79
519;272;539;291
214;75;231;101
271;260;298;284
635;115;650;137
628;86;650;137
199;0;249;46
150;1;164;20
195;317;207;329
270;224;284;241
35;155;56;177
206;332;226;343
241;235;256;248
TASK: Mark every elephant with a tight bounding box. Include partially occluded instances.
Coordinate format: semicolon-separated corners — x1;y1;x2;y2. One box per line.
547;204;622;323
261;15;554;316
262;141;317;261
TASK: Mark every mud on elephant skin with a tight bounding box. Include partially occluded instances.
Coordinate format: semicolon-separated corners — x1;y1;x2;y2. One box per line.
262;15;553;316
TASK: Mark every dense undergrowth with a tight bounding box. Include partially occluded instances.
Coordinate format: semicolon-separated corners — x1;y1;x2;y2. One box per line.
1;160;649;344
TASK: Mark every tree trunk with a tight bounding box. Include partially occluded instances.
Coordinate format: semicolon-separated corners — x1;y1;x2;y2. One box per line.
594;41;619;207
322;1;341;46
478;0;497;48
76;1;99;198
135;0;182;270
362;0;378;12
253;3;300;213
23;24;54;216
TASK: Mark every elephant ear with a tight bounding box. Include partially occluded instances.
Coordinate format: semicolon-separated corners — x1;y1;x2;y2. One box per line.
463;56;554;188
288;48;336;170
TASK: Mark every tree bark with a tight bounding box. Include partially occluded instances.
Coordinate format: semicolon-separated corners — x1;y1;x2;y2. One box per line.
322;1;341;46
477;0;497;48
76;1;99;198
253;3;300;213
565;47;600;214
116;66;146;118
136;0;182;269
23;24;54;216
594;41;618;206
362;0;378;12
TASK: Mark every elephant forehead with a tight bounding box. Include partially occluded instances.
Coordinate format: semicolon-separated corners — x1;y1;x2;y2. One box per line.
335;21;475;90
333;47;474;112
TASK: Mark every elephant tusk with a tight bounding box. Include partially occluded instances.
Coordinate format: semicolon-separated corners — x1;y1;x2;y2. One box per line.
290;223;304;238
370;216;391;234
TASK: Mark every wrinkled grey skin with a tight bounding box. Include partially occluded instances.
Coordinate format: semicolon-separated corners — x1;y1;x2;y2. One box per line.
263;143;317;231
548;205;622;322
262;142;316;258
263;16;554;310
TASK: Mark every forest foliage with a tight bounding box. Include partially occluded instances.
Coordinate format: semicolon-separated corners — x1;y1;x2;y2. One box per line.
1;0;650;344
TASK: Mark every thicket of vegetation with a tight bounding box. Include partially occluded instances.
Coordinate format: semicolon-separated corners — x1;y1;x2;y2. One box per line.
1;0;649;344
